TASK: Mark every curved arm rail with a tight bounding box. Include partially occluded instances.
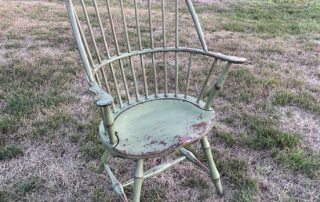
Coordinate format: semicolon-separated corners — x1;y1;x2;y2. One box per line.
93;47;247;74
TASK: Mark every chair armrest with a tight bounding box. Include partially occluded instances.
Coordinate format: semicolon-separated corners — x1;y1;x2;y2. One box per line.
89;82;114;106
209;51;247;64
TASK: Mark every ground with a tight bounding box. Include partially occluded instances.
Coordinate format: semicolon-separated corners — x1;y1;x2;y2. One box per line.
0;0;320;201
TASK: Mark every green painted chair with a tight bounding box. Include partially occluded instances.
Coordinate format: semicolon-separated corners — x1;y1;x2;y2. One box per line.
66;0;246;201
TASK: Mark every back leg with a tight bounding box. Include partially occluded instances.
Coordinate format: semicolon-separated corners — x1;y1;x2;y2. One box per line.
201;136;223;196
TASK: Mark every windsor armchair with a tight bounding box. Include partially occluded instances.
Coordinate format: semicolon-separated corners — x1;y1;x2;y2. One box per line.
66;0;246;201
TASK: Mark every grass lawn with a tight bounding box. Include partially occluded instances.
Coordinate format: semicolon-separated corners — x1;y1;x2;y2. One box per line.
0;0;319;201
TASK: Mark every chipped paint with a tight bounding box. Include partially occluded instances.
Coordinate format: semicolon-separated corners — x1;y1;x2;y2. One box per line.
159;141;167;145
192;122;208;130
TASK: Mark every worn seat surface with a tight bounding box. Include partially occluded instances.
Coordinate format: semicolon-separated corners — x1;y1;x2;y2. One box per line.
100;99;214;158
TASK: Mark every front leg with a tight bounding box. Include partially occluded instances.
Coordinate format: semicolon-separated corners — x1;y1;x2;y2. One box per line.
201;136;223;196
132;159;144;202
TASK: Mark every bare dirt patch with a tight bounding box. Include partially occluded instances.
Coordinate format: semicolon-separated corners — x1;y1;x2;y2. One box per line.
277;106;320;153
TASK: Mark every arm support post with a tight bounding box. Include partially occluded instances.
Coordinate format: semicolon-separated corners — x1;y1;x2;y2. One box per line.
101;106;117;145
205;62;231;110
89;82;116;144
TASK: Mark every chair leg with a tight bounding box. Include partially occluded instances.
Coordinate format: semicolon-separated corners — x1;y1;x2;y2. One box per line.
201;136;223;196
97;149;111;173
105;164;128;202
132;159;144;202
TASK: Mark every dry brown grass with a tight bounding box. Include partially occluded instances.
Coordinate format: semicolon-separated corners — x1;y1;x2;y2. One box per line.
1;0;319;201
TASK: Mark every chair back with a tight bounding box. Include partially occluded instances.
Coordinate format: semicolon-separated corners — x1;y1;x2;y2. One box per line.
66;0;245;111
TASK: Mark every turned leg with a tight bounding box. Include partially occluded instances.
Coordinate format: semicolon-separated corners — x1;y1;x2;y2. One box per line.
201;136;223;196
97;149;111;173
105;165;128;202
133;159;144;202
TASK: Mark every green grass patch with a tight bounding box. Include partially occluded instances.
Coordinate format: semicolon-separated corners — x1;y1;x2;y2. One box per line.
181;177;210;189
272;90;320;114
31;113;76;138
67;132;81;143
223;116;237;125
1;54;77;91
4;41;22;49
0;116;17;134
222;68;265;103
257;43;285;55
141;185;166;202
277;147;320;177
219;159;258;202
231;177;258;202
81;142;105;161
5;89;74;118
304;40;318;51
0;145;23;160
218;1;320;37
0;176;45;201
31;126;48;138
216;131;235;147
92;186;110;202
0;189;18;201
242;114;300;150
197;191;212;201
191;1;320;36
265;62;278;69
75;117;109;161
220;159;247;181
245;126;299;150
221;68;278;108
0;136;5;146
241;114;320;177
230;68;261;84
13;176;45;196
